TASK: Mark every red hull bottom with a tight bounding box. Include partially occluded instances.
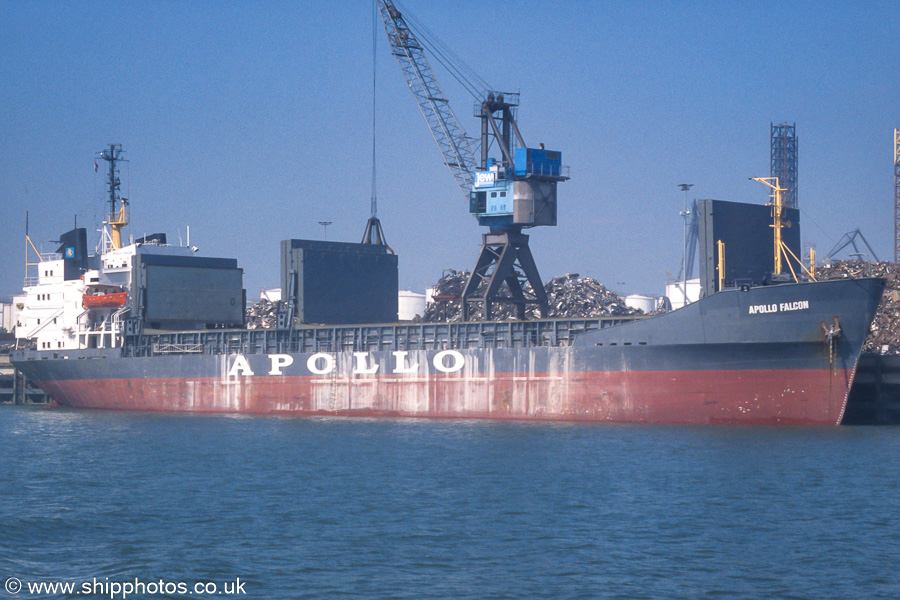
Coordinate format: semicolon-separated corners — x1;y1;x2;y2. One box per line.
37;368;854;426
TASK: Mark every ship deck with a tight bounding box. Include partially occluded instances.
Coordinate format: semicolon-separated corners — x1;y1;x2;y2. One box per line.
121;316;642;358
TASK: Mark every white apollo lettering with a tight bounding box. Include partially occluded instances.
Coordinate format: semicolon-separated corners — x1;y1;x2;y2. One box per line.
392;351;419;374
227;354;254;377
354;352;379;374
268;354;294;375
748;303;778;315
307;353;335;375
433;350;465;373
230;350;468;378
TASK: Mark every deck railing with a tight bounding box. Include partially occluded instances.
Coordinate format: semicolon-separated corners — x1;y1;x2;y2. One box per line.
121;317;641;358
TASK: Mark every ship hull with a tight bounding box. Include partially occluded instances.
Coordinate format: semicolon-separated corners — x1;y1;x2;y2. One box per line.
31;367;851;425
11;278;886;425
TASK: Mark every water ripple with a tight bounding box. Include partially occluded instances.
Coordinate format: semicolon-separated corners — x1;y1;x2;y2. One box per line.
2;408;900;599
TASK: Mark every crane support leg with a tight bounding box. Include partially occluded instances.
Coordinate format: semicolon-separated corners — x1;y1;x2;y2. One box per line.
461;230;549;321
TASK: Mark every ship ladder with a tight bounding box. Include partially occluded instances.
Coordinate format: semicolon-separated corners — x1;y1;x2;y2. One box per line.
108;305;131;348
23;307;66;339
329;346;339;413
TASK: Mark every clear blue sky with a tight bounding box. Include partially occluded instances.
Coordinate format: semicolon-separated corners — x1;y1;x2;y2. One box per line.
1;0;897;300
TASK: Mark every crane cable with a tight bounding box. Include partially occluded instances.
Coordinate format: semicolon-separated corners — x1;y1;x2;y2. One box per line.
371;0;378;219
393;1;493;100
364;1;393;253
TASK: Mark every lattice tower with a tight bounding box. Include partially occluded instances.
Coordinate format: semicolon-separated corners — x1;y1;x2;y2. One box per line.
771;123;798;209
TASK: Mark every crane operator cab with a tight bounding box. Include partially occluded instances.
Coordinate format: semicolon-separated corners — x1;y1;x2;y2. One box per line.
469;147;564;229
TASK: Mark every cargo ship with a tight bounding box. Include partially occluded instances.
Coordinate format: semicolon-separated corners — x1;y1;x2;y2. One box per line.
10;147;886;425
10;276;884;425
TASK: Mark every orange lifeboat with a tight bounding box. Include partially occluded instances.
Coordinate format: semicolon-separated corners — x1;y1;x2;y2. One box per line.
82;287;127;310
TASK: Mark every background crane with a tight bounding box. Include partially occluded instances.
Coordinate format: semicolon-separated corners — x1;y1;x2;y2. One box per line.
378;0;569;320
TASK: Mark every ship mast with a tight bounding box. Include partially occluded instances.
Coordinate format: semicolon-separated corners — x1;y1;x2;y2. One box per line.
750;175;816;282
750;176;787;275
97;144;128;251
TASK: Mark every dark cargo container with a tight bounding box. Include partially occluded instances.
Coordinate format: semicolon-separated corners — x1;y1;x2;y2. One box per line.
281;239;398;325
132;253;244;330
697;199;801;296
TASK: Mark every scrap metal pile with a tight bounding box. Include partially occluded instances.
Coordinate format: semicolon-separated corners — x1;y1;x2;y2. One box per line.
423;271;643;322
817;260;900;354
245;298;281;329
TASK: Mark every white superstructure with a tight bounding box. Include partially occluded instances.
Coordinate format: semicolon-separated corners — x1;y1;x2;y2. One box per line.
15;242;196;351
15;144;203;352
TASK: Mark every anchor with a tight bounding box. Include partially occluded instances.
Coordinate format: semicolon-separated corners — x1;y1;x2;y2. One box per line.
821;316;842;366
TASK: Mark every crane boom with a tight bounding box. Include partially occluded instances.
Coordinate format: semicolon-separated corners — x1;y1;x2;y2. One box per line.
378;0;477;198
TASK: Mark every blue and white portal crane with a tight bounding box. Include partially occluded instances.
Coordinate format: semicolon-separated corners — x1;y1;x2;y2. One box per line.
378;0;569;320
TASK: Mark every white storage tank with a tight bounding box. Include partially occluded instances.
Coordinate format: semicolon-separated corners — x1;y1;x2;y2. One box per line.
624;294;657;314
665;278;701;310
398;290;427;321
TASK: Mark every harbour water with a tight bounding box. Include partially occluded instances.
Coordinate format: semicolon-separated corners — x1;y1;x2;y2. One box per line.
1;405;899;599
